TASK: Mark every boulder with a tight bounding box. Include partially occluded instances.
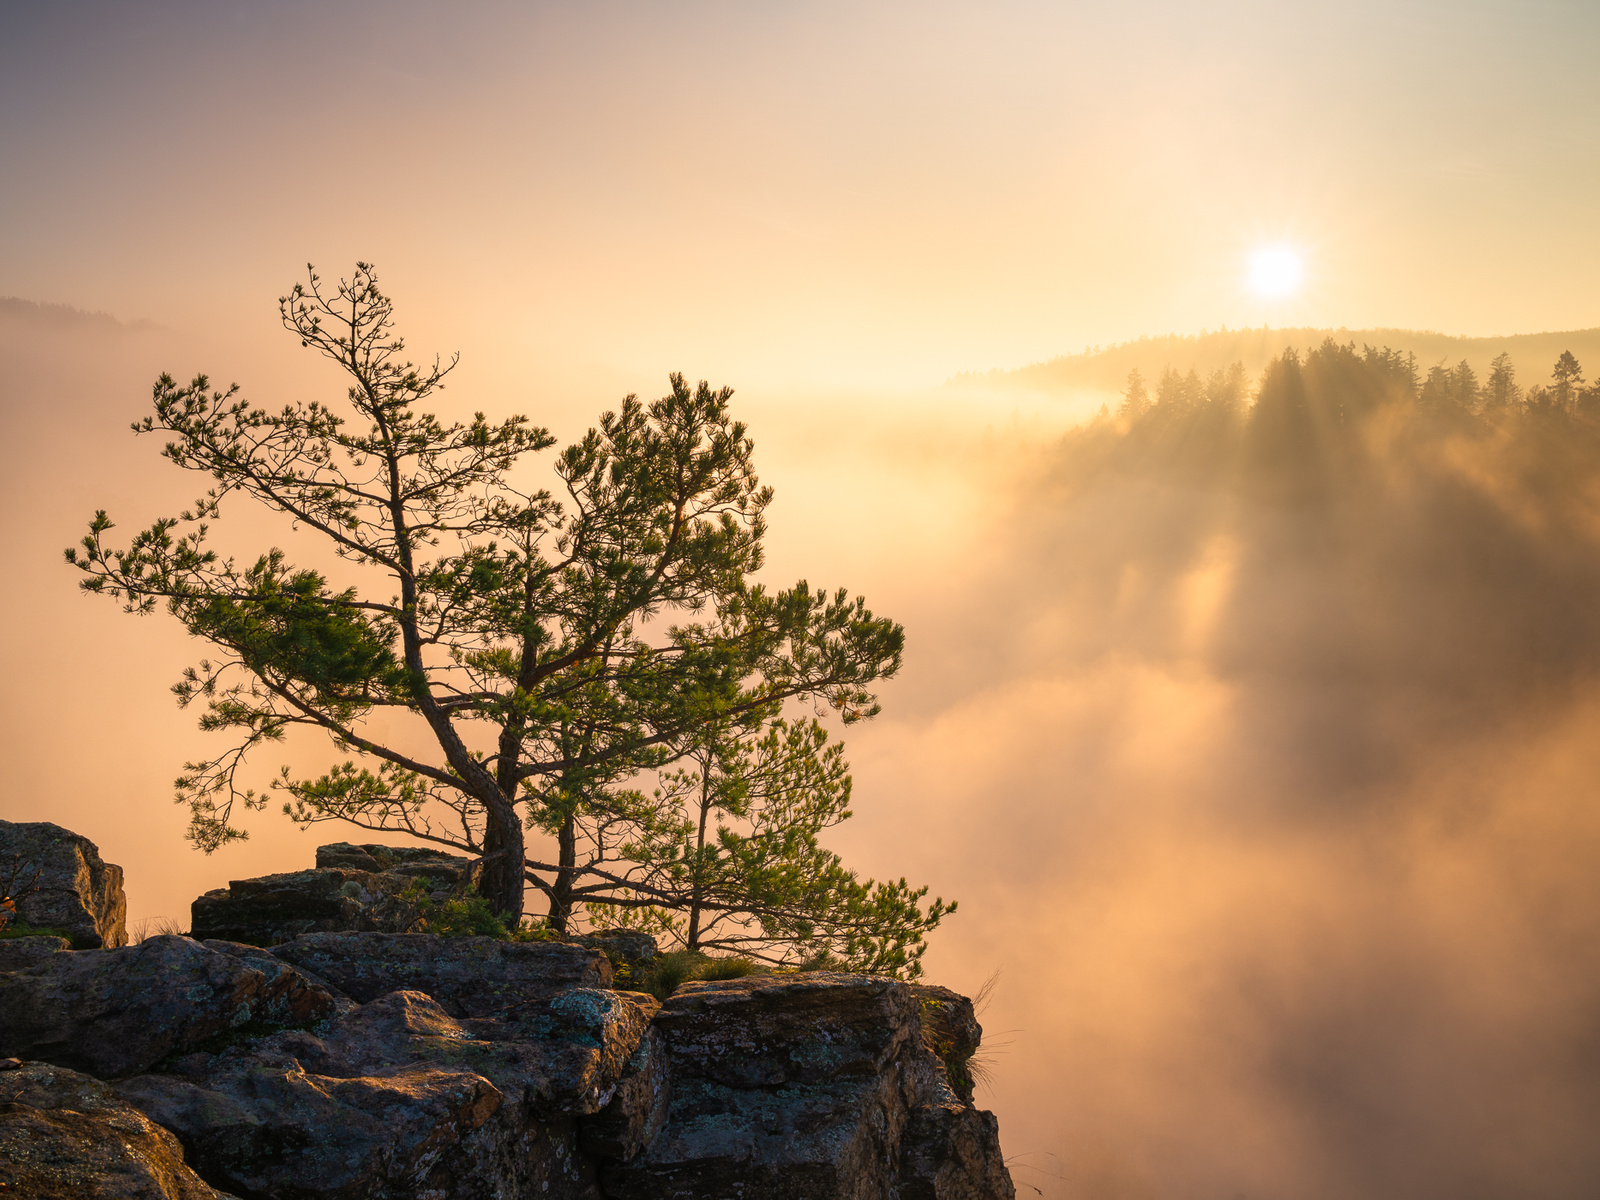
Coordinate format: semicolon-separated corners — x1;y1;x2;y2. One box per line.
270;931;611;1016
313;841;474;877
297;986;652;1116
0;933;72;971
652;971;921;1086
189;844;477;946
0;1061;227;1199
0;819;127;948
602;973;1015;1200
117;1061;516;1200
0;935;337;1078
116;987;654;1199
191;867;420;945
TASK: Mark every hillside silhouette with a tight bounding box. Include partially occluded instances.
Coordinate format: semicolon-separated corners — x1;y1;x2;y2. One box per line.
958;325;1600;406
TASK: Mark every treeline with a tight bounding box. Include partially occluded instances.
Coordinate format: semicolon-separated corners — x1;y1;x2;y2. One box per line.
1119;341;1598;425
1067;340;1600;503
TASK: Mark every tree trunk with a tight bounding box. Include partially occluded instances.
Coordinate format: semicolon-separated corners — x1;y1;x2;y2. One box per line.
546;809;577;934
686;777;712;950
478;793;526;925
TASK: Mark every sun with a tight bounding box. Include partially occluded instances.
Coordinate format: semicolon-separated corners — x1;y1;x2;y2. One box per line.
1247;246;1304;299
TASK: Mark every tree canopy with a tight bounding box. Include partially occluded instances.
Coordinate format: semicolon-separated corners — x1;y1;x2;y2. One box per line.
67;264;951;974
1074;337;1600;493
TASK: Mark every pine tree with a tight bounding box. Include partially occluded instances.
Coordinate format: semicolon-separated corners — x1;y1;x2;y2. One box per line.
1484;353;1521;411
67;264;925;935
584;715;952;974
1551;351;1585;413
1120;368;1151;420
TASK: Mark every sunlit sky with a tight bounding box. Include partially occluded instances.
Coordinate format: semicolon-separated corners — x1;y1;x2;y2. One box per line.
3;0;1599;398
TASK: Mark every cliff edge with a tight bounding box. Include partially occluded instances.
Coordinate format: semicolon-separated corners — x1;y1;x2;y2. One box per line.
0;830;1013;1199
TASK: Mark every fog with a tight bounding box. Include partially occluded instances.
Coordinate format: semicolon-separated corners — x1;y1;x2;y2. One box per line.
846;349;1600;1198
8;300;1600;1198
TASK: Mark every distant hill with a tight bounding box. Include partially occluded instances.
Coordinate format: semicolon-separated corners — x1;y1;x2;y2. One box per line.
0;297;158;333
957;325;1600;401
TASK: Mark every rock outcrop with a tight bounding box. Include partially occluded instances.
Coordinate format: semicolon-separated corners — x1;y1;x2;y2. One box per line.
312;842;478;877
0;1061;230;1199
0;935;337;1078
602;973;1012;1200
911;984;983;1104
0;836;1014;1200
189;843;476;946
270;931;612;1013
0;819;127;947
115;983;655;1199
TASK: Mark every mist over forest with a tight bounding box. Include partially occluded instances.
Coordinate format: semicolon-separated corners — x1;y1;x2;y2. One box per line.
903;335;1600;1198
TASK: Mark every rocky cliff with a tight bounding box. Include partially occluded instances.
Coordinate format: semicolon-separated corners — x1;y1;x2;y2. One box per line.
0;818;127;948
0;830;1013;1200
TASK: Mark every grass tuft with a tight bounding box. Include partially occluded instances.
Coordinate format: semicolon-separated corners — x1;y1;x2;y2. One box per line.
633;950;769;1000
130;916;190;942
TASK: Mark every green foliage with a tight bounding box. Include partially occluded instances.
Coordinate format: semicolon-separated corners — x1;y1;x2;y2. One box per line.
420;893;513;939
65;263;943;959
584;716;953;977
696;953;765;982
389;878;513;939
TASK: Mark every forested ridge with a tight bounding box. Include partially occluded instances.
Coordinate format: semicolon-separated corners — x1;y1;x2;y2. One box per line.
998;337;1600;714
1061;340;1600;502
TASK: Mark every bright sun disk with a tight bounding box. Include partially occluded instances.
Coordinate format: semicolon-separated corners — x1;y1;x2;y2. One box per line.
1247;246;1304;299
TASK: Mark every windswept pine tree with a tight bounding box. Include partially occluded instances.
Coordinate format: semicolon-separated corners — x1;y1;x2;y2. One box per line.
67;264;952;973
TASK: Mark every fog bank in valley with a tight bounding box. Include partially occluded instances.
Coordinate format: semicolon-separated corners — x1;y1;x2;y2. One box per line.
854;342;1600;1197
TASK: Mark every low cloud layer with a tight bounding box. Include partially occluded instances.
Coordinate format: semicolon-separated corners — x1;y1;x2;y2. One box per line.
846;356;1600;1197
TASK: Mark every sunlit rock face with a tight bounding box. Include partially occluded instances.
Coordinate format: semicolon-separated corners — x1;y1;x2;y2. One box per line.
0;819;127;948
